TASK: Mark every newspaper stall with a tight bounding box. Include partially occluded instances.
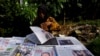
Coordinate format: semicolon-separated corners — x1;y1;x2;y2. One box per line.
0;26;94;56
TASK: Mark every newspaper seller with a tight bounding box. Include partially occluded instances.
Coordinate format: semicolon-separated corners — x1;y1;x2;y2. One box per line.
32;4;61;36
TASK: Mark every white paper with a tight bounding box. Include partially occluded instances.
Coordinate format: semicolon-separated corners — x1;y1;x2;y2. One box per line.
30;26;54;44
55;46;72;56
56;36;84;45
0;38;11;52
10;37;25;45
55;45;94;56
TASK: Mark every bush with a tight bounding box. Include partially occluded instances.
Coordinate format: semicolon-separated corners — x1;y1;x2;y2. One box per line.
86;35;100;56
0;0;34;36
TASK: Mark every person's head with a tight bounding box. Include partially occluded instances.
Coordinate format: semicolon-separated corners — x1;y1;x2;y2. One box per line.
37;4;48;20
41;52;50;56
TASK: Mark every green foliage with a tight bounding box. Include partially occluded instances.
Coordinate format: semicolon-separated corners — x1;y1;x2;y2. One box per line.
78;19;100;26
86;35;100;56
28;0;66;18
0;0;34;36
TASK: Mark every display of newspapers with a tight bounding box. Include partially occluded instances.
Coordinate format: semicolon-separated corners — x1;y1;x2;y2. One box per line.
0;26;94;56
32;46;56;56
55;45;94;56
0;37;32;56
27;26;54;44
0;38;94;56
56;36;84;45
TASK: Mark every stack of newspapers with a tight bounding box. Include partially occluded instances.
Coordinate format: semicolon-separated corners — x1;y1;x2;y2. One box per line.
0;26;94;56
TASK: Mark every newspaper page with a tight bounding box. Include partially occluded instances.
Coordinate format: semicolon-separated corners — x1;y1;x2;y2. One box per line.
55;45;73;56
0;46;18;56
0;38;11;52
13;43;35;56
4;45;18;56
11;37;25;45
26;33;40;44
56;36;84;45
0;38;18;56
0;38;5;52
69;45;94;56
55;45;94;56
30;26;54;44
8;37;24;47
32;46;56;56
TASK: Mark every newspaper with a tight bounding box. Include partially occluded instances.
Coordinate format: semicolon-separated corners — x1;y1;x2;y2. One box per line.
54;45;72;56
26;33;40;44
28;26;54;44
0;43;18;56
5;45;18;56
13;43;35;56
32;46;56;56
0;37;94;56
55;45;94;56
0;30;94;56
0;37;25;56
0;37;36;56
11;37;25;45
56;36;84;45
0;38;11;52
0;38;5;52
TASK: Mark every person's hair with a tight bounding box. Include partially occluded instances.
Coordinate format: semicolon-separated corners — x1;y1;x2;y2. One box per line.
32;4;49;26
37;4;48;21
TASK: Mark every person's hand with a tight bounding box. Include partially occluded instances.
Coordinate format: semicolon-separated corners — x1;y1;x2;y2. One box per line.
40;23;48;31
40;22;52;31
45;22;52;26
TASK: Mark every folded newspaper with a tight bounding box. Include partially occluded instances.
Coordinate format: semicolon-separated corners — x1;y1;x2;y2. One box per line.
26;26;54;44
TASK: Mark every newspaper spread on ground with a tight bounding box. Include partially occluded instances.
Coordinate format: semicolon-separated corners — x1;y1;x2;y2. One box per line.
32;46;56;56
55;45;94;56
0;31;94;56
0;37;94;56
29;26;54;44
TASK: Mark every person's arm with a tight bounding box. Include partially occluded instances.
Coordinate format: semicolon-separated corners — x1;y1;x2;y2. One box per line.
46;17;61;31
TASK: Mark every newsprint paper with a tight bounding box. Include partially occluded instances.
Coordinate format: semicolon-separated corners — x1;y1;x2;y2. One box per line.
32;46;56;56
55;45;94;56
28;26;54;44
